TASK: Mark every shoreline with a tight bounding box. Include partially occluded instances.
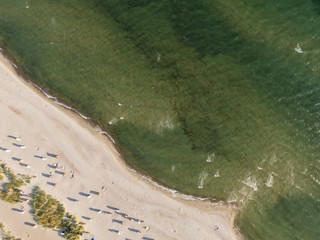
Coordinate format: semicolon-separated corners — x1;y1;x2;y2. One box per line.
0;48;239;207
0;49;242;240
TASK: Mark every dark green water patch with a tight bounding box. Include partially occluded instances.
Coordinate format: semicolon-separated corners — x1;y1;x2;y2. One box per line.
237;195;320;240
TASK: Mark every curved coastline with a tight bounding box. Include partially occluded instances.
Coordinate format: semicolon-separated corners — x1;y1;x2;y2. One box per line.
0;47;238;206
0;49;242;239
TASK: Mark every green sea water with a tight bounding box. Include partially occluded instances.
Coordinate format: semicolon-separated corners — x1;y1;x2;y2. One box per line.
1;0;320;239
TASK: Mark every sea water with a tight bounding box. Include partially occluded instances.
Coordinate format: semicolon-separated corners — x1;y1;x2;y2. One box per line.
1;0;320;239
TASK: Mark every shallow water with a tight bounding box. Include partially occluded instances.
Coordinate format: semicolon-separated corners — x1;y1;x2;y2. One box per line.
1;0;320;239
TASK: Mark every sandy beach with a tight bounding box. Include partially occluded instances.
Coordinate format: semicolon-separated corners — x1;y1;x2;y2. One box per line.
0;52;242;240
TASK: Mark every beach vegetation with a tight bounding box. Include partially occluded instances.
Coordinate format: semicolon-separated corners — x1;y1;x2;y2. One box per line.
8;173;24;188
0;165;4;180
31;187;86;238
0;182;21;203
0;222;20;240
0;162;33;187
60;213;85;240
0;162;34;204
31;186;65;229
17;173;35;184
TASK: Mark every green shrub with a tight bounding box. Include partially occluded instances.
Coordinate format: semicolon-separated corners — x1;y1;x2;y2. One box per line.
32;187;65;229
60;213;85;240
0;183;21;203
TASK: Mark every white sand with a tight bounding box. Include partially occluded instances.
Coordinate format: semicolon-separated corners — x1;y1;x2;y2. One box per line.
0;53;242;240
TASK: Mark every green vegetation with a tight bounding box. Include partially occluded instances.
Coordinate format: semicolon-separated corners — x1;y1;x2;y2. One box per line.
31;187;85;239
0;167;4;181
31;187;65;229
0;183;21;204
0;162;34;187
17;174;34;185
60;213;85;240
0;222;21;240
0;162;33;204
0;163;83;239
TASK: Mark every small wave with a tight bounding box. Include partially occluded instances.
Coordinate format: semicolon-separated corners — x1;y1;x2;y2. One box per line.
242;176;258;191
206;153;215;162
126;167;226;205
26;80;90;120
198;170;208;189
265;173;274;187
107;118;117;125
310;174;320;185
156;53;161;63
20;74;119;146
1;51;241;212
171;165;175;172
294;43;303;53
270;153;278;164
227;191;239;203
99;130;116;144
156;118;174;134
214;170;220;177
5;53;121;156
5;57;18;68
93;125;116;144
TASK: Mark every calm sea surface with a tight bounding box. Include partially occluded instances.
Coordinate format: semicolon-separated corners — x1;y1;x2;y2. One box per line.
1;1;320;239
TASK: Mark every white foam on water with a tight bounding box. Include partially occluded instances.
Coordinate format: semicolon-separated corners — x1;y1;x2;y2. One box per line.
99;130;116;144
294;43;303;53
227;191;239;203
26;81;90;120
156;53;161;63
237;186;255;206
51;17;56;24
287;161;295;186
214;170;220;177
94;125;116;144
20;75;119;147
301;168;308;174
270;153;278;165
257;166;263;170
126;167;225;205
310;174;320;185
295;184;303;192
239;186;248;196
265;173;274;187
242;176;258;191
4;54;241;209
171;165;175;172
107;118;117;125
206;153;215;162
156;117;174;134
197;170;208;189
